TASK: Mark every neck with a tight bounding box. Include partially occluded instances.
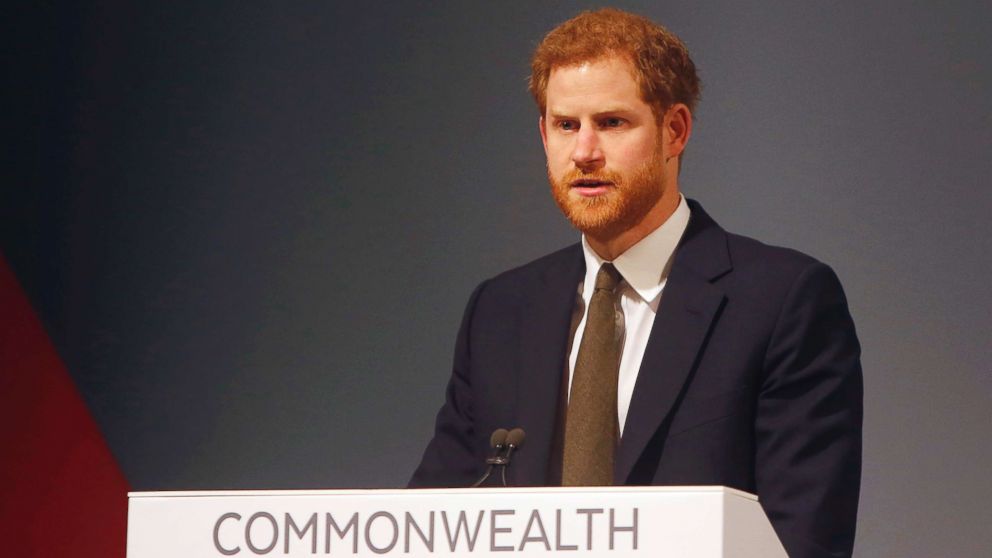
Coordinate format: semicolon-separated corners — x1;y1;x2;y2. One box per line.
586;188;680;261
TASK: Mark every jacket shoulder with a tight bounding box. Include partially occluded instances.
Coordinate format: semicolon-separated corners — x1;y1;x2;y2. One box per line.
711;228;853;319
479;243;581;294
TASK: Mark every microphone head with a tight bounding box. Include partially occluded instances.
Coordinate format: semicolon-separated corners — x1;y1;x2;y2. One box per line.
505;428;526;448
490;428;509;448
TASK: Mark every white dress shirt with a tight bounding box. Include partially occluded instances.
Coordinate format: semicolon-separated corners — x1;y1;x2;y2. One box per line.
567;194;691;435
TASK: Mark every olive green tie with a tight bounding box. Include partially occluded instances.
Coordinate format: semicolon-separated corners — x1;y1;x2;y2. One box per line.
562;263;624;486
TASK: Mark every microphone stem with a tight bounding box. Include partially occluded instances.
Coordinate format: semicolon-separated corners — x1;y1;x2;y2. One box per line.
471;465;495;488
499;445;517;487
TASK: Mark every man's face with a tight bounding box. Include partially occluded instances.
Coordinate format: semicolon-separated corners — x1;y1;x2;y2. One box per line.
540;56;668;240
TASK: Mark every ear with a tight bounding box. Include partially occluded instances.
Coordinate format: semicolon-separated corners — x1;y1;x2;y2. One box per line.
539;116;549;156
663;103;692;160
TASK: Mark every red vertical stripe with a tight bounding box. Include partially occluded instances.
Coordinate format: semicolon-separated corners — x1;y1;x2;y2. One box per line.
0;254;129;557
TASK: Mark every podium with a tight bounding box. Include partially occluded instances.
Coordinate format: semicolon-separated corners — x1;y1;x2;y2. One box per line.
127;485;786;557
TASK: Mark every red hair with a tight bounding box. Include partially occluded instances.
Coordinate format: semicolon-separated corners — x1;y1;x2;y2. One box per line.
529;8;701;120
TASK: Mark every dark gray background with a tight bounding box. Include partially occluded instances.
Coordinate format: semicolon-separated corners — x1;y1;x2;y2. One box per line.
5;1;990;556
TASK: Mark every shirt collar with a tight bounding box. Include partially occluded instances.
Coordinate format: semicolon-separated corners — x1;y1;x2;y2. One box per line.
580;194;691;306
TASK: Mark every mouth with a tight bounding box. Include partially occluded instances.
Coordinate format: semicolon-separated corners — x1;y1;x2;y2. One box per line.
569;178;614;197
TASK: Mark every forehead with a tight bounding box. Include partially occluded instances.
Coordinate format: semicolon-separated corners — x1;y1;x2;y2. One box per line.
545;56;645;114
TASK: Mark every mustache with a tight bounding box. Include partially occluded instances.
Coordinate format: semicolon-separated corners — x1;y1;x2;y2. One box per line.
557;168;624;186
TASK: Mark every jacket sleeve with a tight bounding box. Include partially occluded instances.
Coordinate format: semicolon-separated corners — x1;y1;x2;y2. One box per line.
408;280;489;488
756;261;863;558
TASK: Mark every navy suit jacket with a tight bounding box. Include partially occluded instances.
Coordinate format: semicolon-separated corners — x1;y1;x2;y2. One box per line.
410;200;863;558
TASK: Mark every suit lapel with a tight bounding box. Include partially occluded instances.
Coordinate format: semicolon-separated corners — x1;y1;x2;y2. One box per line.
512;246;585;486
614;201;732;484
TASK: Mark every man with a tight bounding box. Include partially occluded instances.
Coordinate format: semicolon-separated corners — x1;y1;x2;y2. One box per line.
410;8;862;558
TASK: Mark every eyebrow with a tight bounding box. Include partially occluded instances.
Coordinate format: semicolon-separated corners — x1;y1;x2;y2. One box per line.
547;107;636;119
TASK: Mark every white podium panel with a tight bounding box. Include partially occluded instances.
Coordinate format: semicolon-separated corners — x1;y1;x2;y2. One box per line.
127;486;786;557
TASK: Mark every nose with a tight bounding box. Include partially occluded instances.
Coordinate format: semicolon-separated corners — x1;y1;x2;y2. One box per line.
571;127;604;170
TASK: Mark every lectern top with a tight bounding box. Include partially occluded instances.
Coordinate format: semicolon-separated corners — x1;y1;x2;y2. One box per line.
128;484;757;501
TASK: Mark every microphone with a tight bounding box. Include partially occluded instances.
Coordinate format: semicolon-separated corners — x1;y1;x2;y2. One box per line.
499;428;526;487
470;428;526;488
471;429;509;487
490;428;510;457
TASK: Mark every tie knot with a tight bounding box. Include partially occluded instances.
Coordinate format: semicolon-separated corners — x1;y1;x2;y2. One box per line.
594;263;622;293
